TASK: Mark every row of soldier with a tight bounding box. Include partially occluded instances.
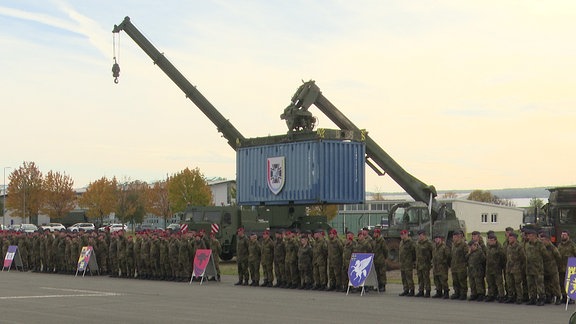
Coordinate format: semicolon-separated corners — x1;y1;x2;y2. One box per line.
0;229;222;282
398;227;576;306
233;227;389;292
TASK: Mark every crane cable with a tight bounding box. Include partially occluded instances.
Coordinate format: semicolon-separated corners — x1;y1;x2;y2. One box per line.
112;32;120;84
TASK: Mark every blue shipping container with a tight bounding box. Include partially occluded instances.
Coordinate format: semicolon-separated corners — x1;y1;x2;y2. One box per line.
237;140;365;205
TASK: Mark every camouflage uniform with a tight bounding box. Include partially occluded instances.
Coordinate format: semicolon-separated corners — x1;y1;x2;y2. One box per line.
432;237;450;298
247;235;261;286
285;234;300;288
467;241;486;300
524;235;547;305
260;233;275;286
312;234;328;290
415;234;433;297
273;232;286;287
485;239;506;302
372;232;388;291
150;237;161;279
505;235;526;304
210;235;222;281
399;236;416;296
235;231;250;285
541;237;562;304
178;236;191;281
168;236;179;280
450;235;469;300
327;231;343;291
341;235;357;291
298;237;313;289
108;235;119;276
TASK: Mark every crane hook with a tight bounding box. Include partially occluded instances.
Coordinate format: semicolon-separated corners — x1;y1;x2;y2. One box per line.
112;57;120;84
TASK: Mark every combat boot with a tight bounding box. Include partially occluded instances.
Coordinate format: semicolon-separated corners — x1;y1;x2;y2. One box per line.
260;280;268;287
537;298;545;306
407;289;415;297
432;290;442;298
555;296;563;305
468;294;477;301
425;290;431;298
484;295;495;302
234;280;243;286
450;293;460;300
476;295;484;302
414;290;424;297
399;290;409;296
443;290;450;299
526;298;536;305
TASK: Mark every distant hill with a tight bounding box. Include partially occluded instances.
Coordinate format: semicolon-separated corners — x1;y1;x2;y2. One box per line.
370;187;552;199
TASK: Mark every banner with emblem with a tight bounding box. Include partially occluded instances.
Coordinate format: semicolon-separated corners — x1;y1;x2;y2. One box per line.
75;246;99;277
2;245;23;271
565;257;576;301
190;249;217;285
266;156;285;195
347;253;378;296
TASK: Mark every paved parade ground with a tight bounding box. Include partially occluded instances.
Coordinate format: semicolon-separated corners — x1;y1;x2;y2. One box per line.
0;270;573;324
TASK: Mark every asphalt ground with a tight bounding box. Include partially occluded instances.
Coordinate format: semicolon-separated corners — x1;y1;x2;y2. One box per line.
0;270;573;324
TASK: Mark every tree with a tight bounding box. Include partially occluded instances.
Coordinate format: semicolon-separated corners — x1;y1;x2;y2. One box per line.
441;192;458;199
42;170;76;221
467;189;515;207
6;161;44;224
147;179;172;228
529;197;545;209
116;180;148;226
167;167;213;212
78;176;118;225
308;204;339;221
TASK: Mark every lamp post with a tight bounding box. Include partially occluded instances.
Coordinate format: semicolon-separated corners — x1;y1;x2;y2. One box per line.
3;166;11;228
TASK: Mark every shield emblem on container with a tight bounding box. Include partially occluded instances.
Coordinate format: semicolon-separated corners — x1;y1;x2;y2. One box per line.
267;156;285;195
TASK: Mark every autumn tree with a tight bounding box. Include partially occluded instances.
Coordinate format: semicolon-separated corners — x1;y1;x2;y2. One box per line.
42;170;76;221
467;189;515;207
147;179;171;228
308;204;339;221
116;179;148;226
6;161;44;224
441;192;458;199
78;176;118;224
167;167;213;212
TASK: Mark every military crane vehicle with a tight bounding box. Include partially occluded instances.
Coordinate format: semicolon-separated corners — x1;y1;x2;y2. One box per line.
282;80;465;262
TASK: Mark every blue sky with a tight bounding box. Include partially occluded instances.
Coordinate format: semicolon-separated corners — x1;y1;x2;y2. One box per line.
1;0;575;193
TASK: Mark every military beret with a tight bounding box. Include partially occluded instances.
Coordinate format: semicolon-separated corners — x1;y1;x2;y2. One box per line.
525;228;537;235
468;240;476;246
315;228;324;234
417;229;426;235
509;232;518;238
373;228;381;234
487;234;497;240
471;231;480;235
237;227;245;232
400;230;409;235
433;233;443;239
538;232;549;238
329;229;338;235
562;230;571;236
453;230;464;236
505;227;514;232
487;230;495;236
285;230;292;235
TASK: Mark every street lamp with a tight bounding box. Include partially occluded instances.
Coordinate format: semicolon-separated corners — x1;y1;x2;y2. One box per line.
3;166;11;228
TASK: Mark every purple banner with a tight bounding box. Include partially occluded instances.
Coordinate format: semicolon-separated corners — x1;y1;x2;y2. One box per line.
565;257;576;300
348;253;374;288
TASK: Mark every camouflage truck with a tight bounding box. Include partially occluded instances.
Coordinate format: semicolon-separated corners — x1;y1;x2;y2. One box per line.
181;205;331;261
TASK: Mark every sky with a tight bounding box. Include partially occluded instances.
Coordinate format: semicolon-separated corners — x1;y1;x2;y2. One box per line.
1;0;575;194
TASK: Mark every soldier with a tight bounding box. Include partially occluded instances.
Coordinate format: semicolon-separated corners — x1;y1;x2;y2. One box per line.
524;228;547;305
167;234;179;281
260;230;274;287
431;234;450;299
108;232;119;277
235;227;250;286
484;233;506;302
150;234;161;280
450;229;468;300
341;232;357;292
399;229;416;297
285;230;300;289
311;229;328;290
505;232;525;304
273;230;286;287
298;233;313;289
557;230;576;303
415;229;433;297
178;233;192;282
327;229;343;291
372;228;388;292
159;235;169;280
248;232;261;286
209;232;222;281
467;240;486;301
539;232;562;305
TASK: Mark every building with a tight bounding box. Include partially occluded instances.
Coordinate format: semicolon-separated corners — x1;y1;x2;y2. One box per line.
331;199;524;235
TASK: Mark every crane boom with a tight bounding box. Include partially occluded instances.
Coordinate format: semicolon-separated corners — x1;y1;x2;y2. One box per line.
112;16;245;150
287;80;443;216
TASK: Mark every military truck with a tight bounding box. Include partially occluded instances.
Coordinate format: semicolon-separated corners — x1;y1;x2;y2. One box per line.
180;205;331;261
522;186;576;244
